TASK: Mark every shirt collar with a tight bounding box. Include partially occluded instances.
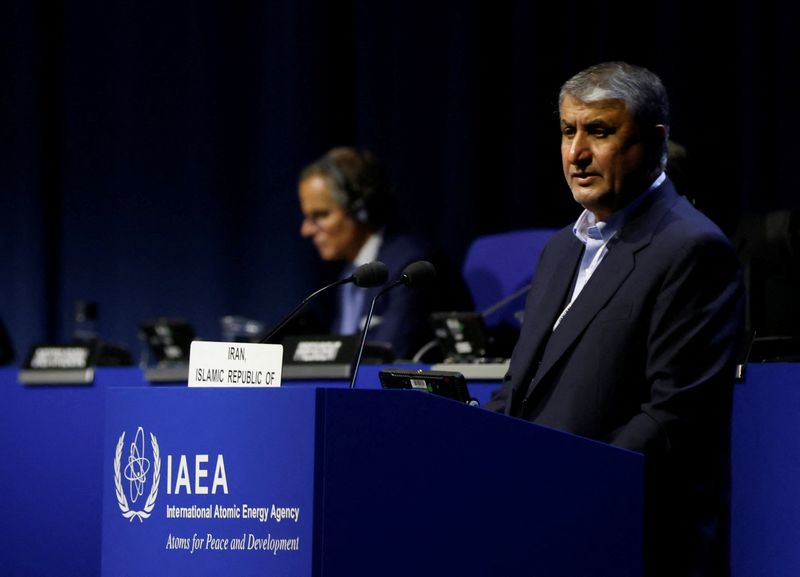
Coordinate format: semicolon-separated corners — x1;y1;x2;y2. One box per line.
352;229;384;267
572;171;665;245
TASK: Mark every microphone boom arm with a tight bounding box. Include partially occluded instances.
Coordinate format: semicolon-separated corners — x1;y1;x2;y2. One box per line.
348;280;401;388
349;260;436;389
259;277;350;344
260;261;389;344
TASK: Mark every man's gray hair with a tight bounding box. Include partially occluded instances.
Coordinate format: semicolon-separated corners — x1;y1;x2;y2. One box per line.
559;61;670;168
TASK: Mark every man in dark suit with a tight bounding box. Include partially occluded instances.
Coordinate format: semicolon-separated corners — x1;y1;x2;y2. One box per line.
485;62;745;577
297;146;469;359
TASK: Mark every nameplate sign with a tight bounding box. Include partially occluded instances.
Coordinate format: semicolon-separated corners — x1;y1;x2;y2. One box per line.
188;342;283;387
282;335;358;364
19;344;95;384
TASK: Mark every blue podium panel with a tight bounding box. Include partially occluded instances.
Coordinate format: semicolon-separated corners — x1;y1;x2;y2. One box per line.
101;387;643;577
0;368;142;577
102;388;318;576
731;363;800;577
317;389;643;577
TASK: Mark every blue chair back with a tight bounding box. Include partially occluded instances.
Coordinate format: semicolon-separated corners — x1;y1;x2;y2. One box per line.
462;228;559;327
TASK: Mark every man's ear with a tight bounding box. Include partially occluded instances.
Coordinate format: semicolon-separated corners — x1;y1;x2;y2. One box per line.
649;124;669;167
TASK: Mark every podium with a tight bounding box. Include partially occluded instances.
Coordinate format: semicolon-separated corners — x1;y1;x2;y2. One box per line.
101;387;643;577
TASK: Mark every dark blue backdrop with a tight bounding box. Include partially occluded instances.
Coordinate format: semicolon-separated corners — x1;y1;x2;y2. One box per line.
2;0;798;361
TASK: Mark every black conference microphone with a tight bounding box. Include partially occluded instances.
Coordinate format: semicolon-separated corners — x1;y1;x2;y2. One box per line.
259;261;389;344
349;260;437;388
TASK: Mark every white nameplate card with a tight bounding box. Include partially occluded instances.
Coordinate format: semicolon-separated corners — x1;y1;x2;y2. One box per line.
188;341;283;387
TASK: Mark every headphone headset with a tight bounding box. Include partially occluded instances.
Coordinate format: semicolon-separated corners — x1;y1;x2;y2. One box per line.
316;153;379;226
348;197;370;225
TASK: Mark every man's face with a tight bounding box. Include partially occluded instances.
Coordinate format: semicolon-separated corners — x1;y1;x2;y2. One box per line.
298;175;366;262
560;95;658;220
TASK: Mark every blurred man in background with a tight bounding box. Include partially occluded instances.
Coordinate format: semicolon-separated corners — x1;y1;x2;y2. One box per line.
297;146;471;360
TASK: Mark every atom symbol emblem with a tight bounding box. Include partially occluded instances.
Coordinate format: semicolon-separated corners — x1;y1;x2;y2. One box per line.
124;427;151;504
114;427;161;522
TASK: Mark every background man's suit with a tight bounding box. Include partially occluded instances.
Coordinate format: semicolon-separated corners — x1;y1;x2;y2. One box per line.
331;233;431;359
486;177;745;577
329;233;472;360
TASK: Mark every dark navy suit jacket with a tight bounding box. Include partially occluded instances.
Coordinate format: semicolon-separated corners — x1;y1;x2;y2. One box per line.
486;177;745;577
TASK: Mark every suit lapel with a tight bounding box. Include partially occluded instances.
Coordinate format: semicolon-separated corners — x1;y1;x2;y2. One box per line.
508;234;583;399
523;180;680;402
531;240;636;389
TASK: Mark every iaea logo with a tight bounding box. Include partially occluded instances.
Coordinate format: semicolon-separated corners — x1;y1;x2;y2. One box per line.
113;426;161;522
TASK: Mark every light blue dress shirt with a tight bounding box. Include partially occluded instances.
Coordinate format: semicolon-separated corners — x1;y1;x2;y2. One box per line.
553;172;666;330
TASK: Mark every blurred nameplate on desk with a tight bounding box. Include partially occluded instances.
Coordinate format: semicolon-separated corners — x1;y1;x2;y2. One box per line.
19;344;95;385
281;335;357;380
280;335;396;380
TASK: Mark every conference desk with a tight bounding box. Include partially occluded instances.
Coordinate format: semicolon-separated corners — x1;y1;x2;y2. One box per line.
0;363;798;576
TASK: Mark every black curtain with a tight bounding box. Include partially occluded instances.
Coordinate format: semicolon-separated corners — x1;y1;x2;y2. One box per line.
2;0;798;360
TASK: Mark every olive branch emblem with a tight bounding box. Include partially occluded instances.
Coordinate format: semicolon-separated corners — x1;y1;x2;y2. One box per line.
114;429;160;522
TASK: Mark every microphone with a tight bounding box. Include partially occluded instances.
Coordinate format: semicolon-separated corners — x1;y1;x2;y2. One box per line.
349;260;437;388
351;260;391;288
259;261;389;344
